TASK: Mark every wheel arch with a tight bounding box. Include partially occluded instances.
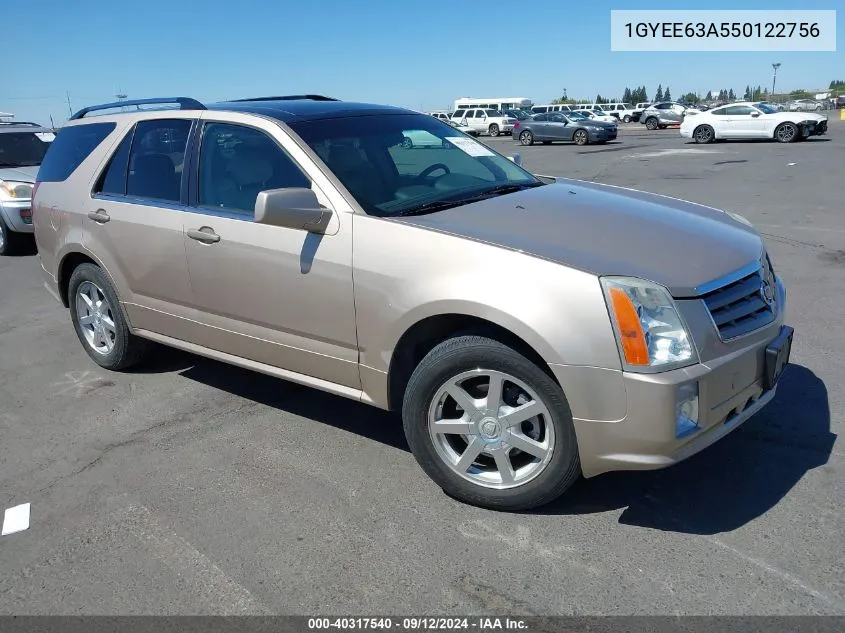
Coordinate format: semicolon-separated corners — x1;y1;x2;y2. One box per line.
57;247;110;308
386;310;561;413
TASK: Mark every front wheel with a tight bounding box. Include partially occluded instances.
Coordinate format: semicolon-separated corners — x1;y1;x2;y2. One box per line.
645;117;658;130
0;216;28;256
573;129;589;145
488;124;500;137
402;336;581;511
401;136;413;149
693;124;715;144
519;130;534;146
774;122;798;143
623;115;632;123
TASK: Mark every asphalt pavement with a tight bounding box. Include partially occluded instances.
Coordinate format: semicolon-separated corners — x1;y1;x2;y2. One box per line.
1;122;843;615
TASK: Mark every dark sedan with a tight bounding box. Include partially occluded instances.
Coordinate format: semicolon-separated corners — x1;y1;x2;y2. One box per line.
511;112;618;146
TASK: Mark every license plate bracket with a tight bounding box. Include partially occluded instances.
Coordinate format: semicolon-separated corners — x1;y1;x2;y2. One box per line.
763;326;794;390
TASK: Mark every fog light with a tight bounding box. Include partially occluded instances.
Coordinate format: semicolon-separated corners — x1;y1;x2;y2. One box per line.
675;381;700;438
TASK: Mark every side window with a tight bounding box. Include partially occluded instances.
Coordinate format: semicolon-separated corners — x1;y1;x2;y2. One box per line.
198;122;310;216
126;119;191;203
95;128;134;196
710;108;728;116
37;122;115;182
725;106;755;115
534;114;548;121
533;106;547;113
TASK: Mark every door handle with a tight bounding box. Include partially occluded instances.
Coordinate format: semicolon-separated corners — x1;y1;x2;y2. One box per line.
87;209;110;223
187;228;220;243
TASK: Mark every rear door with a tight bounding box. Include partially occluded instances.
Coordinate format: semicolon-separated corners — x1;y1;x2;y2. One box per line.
83;116;198;341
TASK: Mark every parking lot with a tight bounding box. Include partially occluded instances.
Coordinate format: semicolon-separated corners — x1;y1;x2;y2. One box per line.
1;121;843;615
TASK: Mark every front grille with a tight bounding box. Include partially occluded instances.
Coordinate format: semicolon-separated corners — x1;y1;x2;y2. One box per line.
701;258;776;340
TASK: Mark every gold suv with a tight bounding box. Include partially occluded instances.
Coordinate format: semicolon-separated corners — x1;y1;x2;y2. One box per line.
33;96;793;510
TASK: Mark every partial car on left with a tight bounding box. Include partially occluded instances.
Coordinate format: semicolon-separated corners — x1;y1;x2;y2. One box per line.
0;120;55;255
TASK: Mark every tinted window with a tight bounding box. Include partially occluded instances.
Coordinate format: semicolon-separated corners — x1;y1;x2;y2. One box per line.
36;122;115;182
724;106;756;115
95;129;134;195
0;132;53;168
485;110;500;117
710;108;728;116
533;106;547;113
533;114;549;121
549;114;565;122
126;119;191;203
198;122;310;216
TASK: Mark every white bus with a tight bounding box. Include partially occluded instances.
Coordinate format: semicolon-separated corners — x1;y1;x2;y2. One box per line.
453;97;533;113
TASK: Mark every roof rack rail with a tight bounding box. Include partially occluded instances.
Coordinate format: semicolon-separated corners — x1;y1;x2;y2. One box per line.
228;95;340;103
70;97;206;120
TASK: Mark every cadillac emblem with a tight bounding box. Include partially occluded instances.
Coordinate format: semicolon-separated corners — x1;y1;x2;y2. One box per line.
760;261;776;307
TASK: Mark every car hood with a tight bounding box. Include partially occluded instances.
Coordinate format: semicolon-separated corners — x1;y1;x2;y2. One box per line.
394;181;764;297
0;165;39;182
783;112;827;122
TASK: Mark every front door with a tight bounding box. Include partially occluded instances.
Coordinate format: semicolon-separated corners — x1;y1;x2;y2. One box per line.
721;105;767;137
83;117;197;341
182;115;359;389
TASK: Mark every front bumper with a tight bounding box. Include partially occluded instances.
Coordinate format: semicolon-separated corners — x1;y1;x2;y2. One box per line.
553;281;791;478
589;128;617;141
0;200;34;233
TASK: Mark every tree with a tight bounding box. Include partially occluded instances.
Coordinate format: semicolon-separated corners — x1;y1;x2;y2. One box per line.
829;79;845;89
654;84;664;101
744;85;752;100
664;86;672;101
728;88;735;100
623;87;632;103
705;90;713;101
718;89;726;101
682;92;698;103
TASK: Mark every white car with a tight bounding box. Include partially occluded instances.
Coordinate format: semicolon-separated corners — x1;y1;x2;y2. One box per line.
680;101;829;143
573;109;617;124
450;108;516;137
400;129;449;148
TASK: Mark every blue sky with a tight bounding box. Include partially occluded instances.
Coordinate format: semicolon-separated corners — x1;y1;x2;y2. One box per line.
4;0;842;125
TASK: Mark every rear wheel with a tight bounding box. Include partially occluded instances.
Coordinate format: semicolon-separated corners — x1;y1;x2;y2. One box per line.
645;117;659;130
573;129;589;145
623;115;632;123
488;124;500;137
519;130;534;146
68;263;150;370
401;136;413;149
402;336;581;511
693;125;715;144
774;122;798;143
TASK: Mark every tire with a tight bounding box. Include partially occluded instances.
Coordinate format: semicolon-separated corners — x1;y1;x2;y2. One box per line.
402;336;581;511
645;117;658;130
693;124;715;144
68;263;150;370
401;137;413;149
623;115;632;123
774;122;798;143
0;215;27;256
573;129;589;146
519;130;534;146
488;124;500;137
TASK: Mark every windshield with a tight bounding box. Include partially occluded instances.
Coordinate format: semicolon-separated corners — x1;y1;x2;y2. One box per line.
565;112;589;121
0;132;53;167
507;110;530;120
288;113;541;217
754;103;778;114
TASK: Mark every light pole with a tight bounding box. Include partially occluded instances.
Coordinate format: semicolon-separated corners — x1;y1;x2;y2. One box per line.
772;63;781;97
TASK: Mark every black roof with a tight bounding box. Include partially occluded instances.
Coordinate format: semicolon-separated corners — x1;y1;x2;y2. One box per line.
207;99;415;122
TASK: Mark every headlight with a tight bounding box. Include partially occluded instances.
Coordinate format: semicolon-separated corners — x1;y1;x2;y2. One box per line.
0;180;34;201
600;276;699;372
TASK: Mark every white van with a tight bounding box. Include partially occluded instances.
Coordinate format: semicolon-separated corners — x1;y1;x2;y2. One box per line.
601;103;636;122
530;104;572;114
453;97;533;113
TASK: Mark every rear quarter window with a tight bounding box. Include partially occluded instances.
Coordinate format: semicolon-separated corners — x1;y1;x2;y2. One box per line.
37;122;116;182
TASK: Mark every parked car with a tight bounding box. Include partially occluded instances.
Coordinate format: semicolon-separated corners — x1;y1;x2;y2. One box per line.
446;119;480;137
631;102;653;122
786;99;823;112
571;109;617;124
681;101;829;143
602;103;637;122
512;112;617;146
427;111;452;121
0;120;55;255
641;102;699;129
504;109;532;121
34;95;793;511
401;129;451;148
450;108;516;137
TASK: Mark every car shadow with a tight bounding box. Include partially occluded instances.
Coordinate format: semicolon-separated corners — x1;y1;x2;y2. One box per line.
535;363;835;534
137;350;832;534
145;351;410;451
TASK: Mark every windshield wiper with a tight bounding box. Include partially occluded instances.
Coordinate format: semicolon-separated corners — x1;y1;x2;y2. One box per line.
393;182;545;217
